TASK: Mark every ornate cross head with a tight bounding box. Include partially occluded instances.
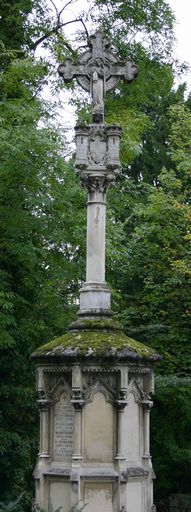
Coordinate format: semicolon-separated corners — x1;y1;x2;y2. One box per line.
58;30;138;123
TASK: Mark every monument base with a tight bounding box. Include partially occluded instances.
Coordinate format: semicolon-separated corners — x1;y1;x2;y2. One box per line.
79;281;111;316
31;319;160;512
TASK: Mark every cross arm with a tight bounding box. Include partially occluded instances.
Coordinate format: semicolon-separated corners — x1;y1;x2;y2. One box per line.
58;58;87;83
106;61;138;89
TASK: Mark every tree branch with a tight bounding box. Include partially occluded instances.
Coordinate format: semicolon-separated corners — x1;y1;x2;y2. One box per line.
49;0;59;19
31;18;88;54
58;0;78;24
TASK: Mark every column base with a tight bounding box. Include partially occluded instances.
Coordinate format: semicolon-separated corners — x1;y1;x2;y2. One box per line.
38;453;50;459
79;281;111;315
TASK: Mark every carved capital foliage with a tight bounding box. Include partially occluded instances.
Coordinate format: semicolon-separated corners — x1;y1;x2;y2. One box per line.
120;467;149;483
81;174;115;193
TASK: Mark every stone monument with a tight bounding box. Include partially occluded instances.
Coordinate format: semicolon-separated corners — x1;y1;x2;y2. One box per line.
31;31;160;512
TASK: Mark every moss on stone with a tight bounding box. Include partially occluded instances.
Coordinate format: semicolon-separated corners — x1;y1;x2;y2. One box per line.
68;317;122;331
32;328;157;360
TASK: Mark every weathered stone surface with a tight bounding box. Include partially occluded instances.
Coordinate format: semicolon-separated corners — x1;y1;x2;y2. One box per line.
74;123;122;316
84;391;114;462
75;124;121;176
58;31;138;122
83;482;113;512
53;392;74;460
31;328;160;363
33;354;157;512
49;481;71;512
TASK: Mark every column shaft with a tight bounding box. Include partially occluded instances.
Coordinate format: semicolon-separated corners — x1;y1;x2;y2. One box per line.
39;401;49;457
86;189;106;283
73;409;82;460
143;407;150;456
116;409;126;460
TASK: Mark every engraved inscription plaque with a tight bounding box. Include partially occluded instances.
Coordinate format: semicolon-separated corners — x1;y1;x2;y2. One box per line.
53;391;74;460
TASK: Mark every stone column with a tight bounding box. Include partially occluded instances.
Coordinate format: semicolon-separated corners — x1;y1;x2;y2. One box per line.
116;368;128;460
116;406;126;460
72;405;83;461
75;123;121;317
71;365;83;461
141;400;153;458
86;186;106;283
38;399;50;460
79;176;112;315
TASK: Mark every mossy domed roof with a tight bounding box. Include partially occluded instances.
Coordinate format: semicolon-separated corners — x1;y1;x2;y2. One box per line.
31;318;160;364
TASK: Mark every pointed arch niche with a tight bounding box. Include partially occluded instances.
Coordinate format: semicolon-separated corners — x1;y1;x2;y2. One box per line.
83;383;115;463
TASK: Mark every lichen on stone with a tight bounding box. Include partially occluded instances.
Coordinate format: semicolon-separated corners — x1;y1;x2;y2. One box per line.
32;327;160;362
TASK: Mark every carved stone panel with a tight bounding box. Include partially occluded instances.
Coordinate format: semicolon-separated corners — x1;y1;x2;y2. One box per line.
75;124;121;177
83;482;113;512
53;391;74;460
83;373;117;393
84;391;114;462
126;481;143;512
49;481;71;512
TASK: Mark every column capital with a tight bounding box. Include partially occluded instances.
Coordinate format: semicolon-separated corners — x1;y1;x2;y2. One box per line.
71;389;84;410
116;399;128;411
37;399;50;411
140;399;153;410
81;174;114;194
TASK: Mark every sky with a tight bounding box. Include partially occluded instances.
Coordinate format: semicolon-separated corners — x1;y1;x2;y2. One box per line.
168;0;191;89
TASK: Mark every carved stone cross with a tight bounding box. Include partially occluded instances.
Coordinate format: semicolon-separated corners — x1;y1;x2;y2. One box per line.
58;30;138;122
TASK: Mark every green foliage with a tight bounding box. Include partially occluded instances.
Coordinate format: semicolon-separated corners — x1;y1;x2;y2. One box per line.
152;377;191;500
0;493;25;512
0;497;87;512
36;498;63;512
35;499;87;512
90;0;175;61
0;0;33;51
0;44;85;506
